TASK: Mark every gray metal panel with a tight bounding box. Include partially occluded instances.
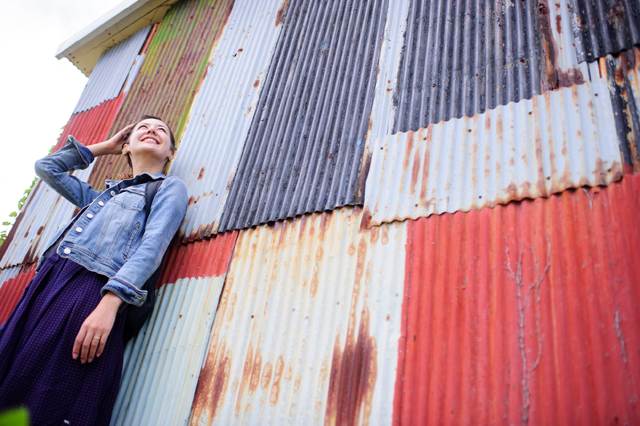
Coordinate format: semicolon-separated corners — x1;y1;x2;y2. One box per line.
393;0;553;133
73;26;151;114
217;0;389;233
569;0;640;62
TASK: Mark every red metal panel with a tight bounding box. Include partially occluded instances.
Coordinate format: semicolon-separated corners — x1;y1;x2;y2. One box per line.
394;174;640;425
157;231;238;288
53;93;126;152
0;265;36;324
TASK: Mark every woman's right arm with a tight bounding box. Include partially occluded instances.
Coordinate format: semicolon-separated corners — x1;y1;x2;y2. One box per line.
35;125;132;208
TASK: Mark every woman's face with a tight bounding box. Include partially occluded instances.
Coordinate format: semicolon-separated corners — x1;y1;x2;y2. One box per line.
127;118;173;166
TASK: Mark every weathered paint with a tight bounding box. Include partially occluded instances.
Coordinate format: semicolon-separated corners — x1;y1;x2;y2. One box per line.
0;165;95;269
569;0;640;62
168;0;289;242
363;77;623;228
87;0;236;191
603;46;640;172
53;93;126;152
394;173;640;425
73;26;150;114
190;207;406;426
217;0;389;233
111;232;237;425
0;266;36;324
393;0;589;133
0;264;22;289
157;231;238;287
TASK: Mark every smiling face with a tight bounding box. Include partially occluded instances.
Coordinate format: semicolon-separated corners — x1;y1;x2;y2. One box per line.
124;117;176;174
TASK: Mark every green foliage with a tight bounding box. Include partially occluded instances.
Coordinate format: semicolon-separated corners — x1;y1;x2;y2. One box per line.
0;407;29;426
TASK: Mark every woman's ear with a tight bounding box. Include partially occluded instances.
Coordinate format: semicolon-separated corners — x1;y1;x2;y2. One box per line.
122;145;129;155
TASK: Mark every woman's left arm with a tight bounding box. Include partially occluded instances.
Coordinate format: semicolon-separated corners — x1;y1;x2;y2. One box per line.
72;177;187;364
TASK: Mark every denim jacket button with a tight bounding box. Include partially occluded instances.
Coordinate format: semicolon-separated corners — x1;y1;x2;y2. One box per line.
76;227;83;233
87;213;94;219
63;248;71;255
110;190;116;196
98;201;104;207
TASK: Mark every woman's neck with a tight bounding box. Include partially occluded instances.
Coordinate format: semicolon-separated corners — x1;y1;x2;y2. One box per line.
132;158;165;176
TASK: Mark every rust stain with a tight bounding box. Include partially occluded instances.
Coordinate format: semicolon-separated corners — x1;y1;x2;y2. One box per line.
324;307;378;426
537;0;560;91
275;0;291;26
253;78;260;88
555;14;562;33
261;360;273;390
249;348;262;394
191;341;231;424
197;166;205;180
269;356;285;406
235;342;254;417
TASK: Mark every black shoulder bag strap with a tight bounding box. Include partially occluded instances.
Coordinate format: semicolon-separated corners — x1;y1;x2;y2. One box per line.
123;179;165;342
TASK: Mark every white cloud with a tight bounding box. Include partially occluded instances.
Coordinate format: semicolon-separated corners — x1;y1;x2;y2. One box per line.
0;0;123;236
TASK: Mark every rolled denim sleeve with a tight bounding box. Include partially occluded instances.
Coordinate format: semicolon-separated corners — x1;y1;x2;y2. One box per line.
34;136;99;208
101;177;188;306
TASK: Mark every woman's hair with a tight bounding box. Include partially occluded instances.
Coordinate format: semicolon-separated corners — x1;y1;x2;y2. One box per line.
120;115;177;178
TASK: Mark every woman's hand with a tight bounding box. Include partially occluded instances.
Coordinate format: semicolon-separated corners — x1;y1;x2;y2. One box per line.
87;124;134;157
72;292;123;364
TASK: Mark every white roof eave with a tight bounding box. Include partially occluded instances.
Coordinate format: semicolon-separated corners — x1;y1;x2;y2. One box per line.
55;0;180;77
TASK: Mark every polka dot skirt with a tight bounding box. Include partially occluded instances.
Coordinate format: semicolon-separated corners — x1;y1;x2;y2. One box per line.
0;253;127;426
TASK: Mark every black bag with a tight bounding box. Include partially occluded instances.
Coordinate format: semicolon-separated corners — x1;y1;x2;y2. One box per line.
123;179;165;342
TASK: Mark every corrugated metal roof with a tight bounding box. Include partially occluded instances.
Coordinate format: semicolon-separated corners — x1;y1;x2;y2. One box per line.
0;266;36;324
603;46;640;172
217;0;389;233
570;0;640;62
54;93;126;152
168;0;289;242
363;77;623;228
393;0;582;132
394;173;640;425
0;165;95;269
111;233;237;425
190;207;406;426
73;26;151;114
87;0;236;192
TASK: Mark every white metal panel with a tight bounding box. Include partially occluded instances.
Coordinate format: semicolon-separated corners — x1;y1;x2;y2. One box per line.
189;207;407;426
0;265;22;289
363;77;623;228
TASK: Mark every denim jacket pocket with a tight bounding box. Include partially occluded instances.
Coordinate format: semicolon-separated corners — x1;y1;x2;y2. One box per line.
123;222;142;259
112;187;146;211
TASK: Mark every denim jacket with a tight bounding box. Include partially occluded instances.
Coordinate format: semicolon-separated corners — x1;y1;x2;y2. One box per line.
34;136;188;308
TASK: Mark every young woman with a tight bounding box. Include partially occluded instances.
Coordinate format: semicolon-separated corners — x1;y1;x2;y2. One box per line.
0;115;188;425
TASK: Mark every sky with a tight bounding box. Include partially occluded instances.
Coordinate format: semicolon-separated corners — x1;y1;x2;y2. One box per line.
0;0;123;234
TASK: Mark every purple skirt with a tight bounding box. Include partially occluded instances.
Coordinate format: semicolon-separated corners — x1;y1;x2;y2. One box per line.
0;253;127;426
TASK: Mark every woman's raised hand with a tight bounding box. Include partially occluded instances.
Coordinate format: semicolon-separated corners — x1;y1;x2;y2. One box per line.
87;124;135;157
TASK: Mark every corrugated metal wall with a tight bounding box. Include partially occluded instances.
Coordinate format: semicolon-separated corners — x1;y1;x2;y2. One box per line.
111;233;237;426
73;27;151;114
169;0;289;242
363;76;623;227
394;173;640;425
87;0;236;191
190;207;406;426
569;0;640;62
0;267;36;324
217;0;389;233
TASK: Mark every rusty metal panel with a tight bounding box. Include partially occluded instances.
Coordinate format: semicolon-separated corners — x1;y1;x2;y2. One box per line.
0;265;22;289
0;266;36;324
111;233;237;426
394;173;640;425
393;0;590;133
217;0;389;233
569;0;640;62
0;165;95;269
363;77;623;228
87;0;236;191
73;26;150;114
168;0;289;242
603;47;640;172
190;207;407;426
